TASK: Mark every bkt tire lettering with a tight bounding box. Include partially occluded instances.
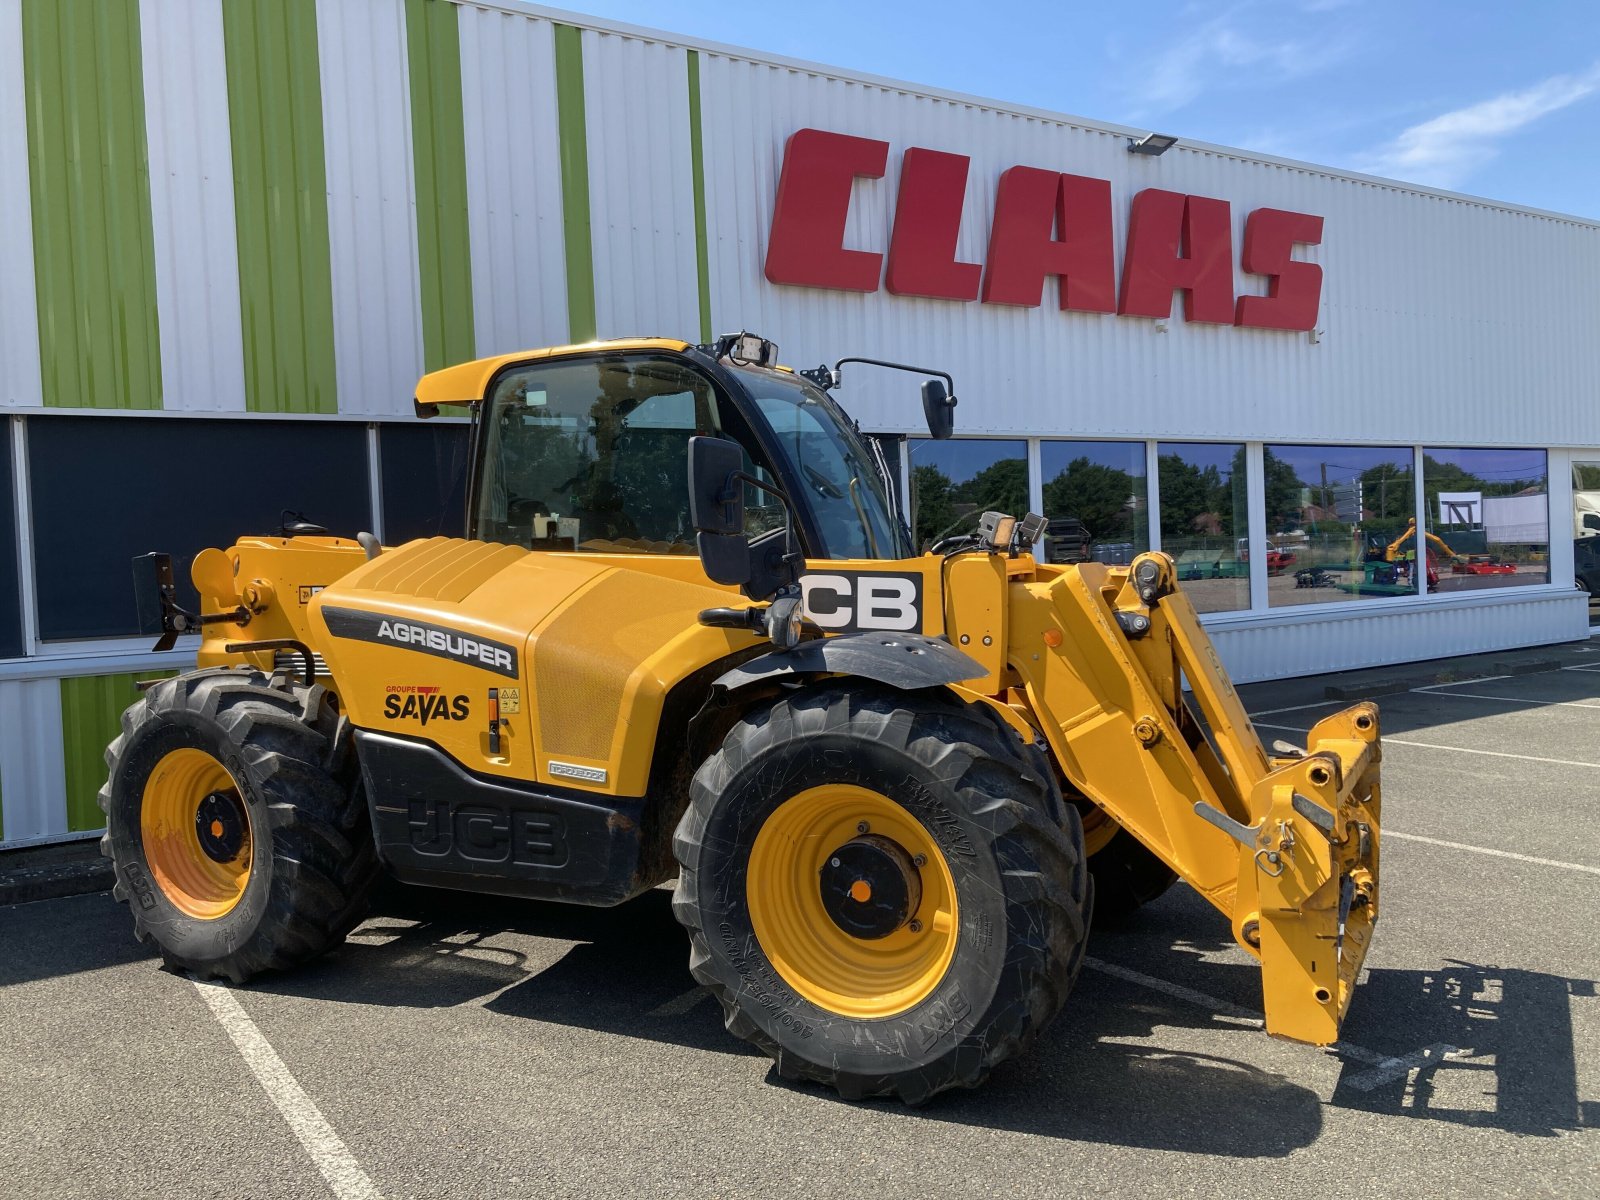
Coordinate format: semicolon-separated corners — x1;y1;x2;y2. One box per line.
801;572;922;632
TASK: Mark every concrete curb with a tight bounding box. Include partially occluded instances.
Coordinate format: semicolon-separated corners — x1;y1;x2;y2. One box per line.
0;842;113;907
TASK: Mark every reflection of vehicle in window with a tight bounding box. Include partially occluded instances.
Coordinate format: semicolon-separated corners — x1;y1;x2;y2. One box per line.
1576;535;1600;597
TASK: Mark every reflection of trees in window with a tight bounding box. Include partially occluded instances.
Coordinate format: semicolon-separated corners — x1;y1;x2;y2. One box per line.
1158;453;1241;538
912;455;1029;548
1043;458;1134;538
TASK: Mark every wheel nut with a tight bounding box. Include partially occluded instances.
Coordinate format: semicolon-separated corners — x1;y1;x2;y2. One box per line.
912;854;927;868
856;821;870;834
908;919;923;933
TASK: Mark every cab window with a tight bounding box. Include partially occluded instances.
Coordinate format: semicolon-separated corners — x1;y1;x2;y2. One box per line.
476;356;777;552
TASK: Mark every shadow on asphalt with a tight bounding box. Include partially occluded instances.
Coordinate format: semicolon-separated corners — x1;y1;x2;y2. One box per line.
249;880;1594;1147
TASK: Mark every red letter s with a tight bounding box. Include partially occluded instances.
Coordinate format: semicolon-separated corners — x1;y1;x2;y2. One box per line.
1235;209;1324;331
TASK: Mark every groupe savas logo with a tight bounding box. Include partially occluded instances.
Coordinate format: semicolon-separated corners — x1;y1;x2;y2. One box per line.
384;685;470;725
800;571;923;632
322;607;519;678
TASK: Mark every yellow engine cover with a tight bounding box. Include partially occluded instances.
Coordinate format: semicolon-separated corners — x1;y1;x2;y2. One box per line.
308;537;757;796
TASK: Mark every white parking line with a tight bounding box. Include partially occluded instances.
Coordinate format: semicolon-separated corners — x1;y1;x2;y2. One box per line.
191;979;383;1200
1383;830;1600;876
1246;699;1347;718
1251;721;1600;769
1082;957;1447;1071
1411;683;1600;709
1563;663;1600;672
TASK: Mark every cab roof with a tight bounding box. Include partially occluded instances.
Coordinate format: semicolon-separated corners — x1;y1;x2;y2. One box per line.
413;337;694;407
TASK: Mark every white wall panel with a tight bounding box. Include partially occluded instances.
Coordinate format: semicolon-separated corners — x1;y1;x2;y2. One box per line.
140;0;247;413
695;53;1600;448
317;0;426;416
582;30;700;339
1208;591;1591;685
457;6;568;355
0;0;42;409
0;679;66;845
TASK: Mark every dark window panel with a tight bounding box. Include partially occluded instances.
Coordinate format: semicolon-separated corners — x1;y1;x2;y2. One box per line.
379;422;470;543
909;438;1027;550
1423;448;1549;591
0;432;22;658
30;417;371;641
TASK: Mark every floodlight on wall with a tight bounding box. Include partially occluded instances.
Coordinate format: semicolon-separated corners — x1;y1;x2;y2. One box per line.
1127;132;1179;156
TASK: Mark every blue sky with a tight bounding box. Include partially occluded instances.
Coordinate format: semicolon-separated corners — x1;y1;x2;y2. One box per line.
557;0;1600;219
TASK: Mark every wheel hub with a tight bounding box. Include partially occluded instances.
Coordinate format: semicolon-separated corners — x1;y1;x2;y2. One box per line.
195;789;248;863
819;834;922;940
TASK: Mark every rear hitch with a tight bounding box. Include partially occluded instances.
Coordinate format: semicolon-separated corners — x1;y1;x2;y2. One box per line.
133;552;249;652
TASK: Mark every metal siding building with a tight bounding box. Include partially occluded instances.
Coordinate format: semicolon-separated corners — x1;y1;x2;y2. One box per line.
0;0;1595;847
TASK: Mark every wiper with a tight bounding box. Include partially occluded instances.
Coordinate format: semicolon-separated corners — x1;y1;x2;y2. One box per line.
848;477;881;558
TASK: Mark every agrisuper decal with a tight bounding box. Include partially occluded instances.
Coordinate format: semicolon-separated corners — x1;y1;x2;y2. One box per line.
322;607;519;678
764;128;1323;332
800;571;923;633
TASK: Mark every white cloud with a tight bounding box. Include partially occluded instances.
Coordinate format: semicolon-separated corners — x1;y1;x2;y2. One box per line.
1131;8;1350;117
1359;63;1600;188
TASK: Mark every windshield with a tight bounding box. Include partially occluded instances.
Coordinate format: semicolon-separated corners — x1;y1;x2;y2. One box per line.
731;366;913;560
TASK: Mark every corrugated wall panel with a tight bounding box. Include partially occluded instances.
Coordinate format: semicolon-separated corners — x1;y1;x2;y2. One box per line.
582;30;700;341
695;54;1600;448
223;0;338;414
457;5;568;356
0;0;42;409
140;0;247;413
0;679;67;845
59;671;176;833
1209;592;1590;685
316;0;425;417
22;0;162;411
404;0;475;375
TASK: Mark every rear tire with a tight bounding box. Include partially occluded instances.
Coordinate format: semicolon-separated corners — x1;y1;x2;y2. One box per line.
1086;825;1178;925
100;669;377;982
673;685;1088;1103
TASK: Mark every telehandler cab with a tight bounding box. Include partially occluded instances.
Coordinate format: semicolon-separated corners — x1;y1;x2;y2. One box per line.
105;333;1381;1102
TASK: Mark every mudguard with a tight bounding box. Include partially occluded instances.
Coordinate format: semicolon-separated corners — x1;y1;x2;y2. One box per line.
713;632;985;692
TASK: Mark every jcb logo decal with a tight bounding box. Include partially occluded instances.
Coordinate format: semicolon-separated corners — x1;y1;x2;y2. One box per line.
800;572;922;633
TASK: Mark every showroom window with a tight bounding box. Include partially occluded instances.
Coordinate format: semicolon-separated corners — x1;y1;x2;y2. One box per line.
1575;460;1600;626
0;431;21;658
1039;440;1148;565
29;417;372;640
1264;445;1417;607
909;439;1027;550
1422;448;1549;592
1157;442;1249;613
380;422;470;542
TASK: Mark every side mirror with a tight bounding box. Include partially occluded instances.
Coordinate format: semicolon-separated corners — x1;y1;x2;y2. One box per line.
922;379;956;440
1584;513;1600;531
688;436;751;586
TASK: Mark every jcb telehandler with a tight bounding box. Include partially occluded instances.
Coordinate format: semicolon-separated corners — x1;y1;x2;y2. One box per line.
104;333;1381;1102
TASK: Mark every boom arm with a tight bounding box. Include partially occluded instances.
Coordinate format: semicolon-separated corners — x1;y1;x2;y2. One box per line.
1386;517;1459;562
1008;552;1381;1045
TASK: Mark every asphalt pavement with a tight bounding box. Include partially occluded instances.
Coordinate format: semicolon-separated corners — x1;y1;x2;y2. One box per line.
3;648;1598;1199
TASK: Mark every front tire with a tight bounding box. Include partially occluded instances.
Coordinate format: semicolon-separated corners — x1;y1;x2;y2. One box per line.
673;685;1088;1103
100;669;377;982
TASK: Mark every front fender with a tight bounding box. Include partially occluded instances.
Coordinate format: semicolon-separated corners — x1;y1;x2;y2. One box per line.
713;632;985;692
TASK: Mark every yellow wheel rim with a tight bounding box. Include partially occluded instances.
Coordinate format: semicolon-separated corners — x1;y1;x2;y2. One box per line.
140;748;252;920
747;784;958;1019
1080;805;1120;856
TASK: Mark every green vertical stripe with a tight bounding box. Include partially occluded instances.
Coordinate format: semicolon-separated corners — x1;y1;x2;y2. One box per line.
22;0;161;410
686;51;713;344
553;24;595;344
405;0;475;371
223;0;337;414
60;671;175;832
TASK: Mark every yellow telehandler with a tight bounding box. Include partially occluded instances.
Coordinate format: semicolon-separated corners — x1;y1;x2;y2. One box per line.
104;333;1381;1102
